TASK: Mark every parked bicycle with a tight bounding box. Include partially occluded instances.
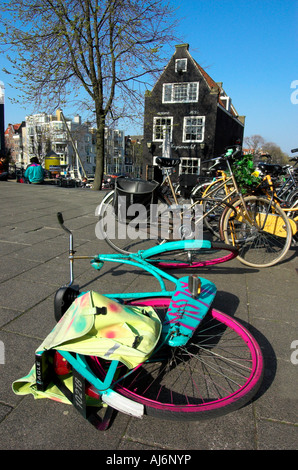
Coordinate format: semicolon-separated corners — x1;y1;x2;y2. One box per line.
13;213;264;430
97;148;243;251
255;150;298;203
188;150;297;241
97;146;293;268
219;148;298;266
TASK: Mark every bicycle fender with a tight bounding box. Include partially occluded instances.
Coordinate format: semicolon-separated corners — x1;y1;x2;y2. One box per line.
102;389;144;418
163;276;217;347
95;190;115;216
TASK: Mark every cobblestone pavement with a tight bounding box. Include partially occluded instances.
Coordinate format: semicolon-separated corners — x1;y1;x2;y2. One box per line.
0;181;297;451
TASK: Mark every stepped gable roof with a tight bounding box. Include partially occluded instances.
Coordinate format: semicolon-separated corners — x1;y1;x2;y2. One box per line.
176;44;240;119
5;123;23;134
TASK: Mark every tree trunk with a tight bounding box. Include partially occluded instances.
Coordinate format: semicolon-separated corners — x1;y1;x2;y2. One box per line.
92;117;105;190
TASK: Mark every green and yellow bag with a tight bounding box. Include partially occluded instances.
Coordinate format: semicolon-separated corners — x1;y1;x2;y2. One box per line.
12;291;162;400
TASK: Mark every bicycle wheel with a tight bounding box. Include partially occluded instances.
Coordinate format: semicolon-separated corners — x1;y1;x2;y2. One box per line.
190;180;214;202
88;296;264;420
287;188;298;207
97;191;202;255
96;191;170;254
192;178;234;239
144;241;238;268
220;195;292;268
202;196;230;239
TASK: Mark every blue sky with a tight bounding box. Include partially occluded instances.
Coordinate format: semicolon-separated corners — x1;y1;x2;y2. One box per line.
1;0;297;155
170;0;298;155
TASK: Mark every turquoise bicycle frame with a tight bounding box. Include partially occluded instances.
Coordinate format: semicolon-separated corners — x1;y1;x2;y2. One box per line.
58;211;217;347
89;240;217;348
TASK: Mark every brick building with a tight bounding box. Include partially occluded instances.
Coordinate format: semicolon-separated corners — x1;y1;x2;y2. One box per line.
143;44;245;176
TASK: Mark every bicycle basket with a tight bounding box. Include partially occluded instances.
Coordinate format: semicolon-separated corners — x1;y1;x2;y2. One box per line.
232;154;262;193
113;177;159;222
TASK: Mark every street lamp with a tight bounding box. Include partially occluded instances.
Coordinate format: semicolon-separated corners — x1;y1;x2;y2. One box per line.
147;142;156;155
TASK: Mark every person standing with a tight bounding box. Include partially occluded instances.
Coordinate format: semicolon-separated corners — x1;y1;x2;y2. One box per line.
24;157;44;184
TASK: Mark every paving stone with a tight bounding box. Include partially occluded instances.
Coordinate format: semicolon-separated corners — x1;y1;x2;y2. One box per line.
0;182;297;451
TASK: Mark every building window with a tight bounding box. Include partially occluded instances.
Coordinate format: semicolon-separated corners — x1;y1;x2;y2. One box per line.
183;116;205;142
180;158;200;174
175;58;187;73
153;117;173;141
163;82;199;103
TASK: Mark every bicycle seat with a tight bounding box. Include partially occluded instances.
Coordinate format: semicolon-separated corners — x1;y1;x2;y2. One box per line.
258;163;282;175
155;157;181;167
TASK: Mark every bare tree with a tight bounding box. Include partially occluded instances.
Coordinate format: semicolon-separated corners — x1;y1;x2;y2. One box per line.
243;135;265;154
0;0;178;189
244;135;289;164
262;142;289;164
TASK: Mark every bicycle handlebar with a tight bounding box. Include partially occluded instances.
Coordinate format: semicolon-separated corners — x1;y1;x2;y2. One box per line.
57;212;64;226
289;157;298;166
203;145;242;165
57;212;75;286
57;212;72;237
223;145;242;160
291;148;298;153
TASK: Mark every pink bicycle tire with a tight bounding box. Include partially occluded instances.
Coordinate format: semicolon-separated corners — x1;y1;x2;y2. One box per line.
89;297;264;420
145;242;238;269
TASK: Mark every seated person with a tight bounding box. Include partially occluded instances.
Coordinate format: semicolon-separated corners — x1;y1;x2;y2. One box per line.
0;156;8;181
24;157;44;184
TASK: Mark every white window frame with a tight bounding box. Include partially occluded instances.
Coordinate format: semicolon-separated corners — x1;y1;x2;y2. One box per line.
162;82;199;103
180;158;200;175
175;58;187;73
153;116;173;142
183;116;205;143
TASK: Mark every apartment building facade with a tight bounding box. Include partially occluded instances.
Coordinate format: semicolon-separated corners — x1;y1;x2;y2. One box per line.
23;110;97;174
5;109;127;177
104;128;125;175
4;122;26;163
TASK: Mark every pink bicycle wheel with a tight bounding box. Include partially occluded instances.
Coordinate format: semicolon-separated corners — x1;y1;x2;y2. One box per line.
89;296;264;420
144;242;238;269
